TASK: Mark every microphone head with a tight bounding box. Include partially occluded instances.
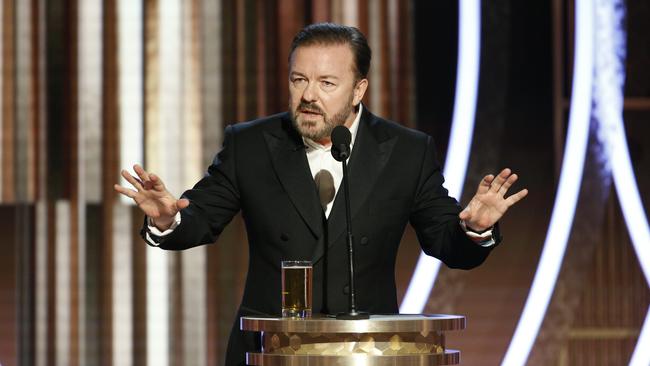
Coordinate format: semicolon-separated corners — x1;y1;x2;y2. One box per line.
331;125;352;161
331;125;352;146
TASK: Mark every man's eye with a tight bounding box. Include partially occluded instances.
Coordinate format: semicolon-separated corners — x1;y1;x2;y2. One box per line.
292;78;306;86
321;81;335;89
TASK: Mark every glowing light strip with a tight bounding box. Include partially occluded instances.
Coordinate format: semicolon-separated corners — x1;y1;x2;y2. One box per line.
401;0;480;313
590;2;650;364
612;109;650;366
500;1;594;364
630;305;650;366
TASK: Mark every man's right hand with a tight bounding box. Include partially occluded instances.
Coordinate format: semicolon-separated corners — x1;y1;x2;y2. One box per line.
114;164;190;231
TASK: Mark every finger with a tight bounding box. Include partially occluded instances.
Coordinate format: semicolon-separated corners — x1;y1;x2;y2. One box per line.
149;173;167;191
498;173;519;197
459;209;470;220
489;168;511;193
177;198;190;210
477;174;494;194
505;188;529;206
133;164;151;182
113;184;138;199
121;169;144;190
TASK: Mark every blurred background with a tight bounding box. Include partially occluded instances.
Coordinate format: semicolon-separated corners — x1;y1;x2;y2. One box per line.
0;0;649;365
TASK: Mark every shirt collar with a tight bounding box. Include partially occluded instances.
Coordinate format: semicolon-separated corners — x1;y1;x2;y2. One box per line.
303;104;363;151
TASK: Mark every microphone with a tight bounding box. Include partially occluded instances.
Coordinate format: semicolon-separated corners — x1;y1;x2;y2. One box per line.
330;124;369;320
331;125;351;161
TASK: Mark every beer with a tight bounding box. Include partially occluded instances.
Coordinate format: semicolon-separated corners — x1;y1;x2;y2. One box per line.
281;261;313;318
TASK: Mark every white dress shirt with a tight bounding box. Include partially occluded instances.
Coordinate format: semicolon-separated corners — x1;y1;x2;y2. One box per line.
303;104;362;218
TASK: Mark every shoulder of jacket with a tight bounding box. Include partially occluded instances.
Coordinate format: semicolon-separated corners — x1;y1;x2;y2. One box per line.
364;112;429;145
228;112;289;135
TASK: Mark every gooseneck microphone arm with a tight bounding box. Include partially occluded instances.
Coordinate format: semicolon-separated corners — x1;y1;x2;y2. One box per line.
331;125;369;320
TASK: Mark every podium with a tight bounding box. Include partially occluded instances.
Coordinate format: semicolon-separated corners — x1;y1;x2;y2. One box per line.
241;314;465;365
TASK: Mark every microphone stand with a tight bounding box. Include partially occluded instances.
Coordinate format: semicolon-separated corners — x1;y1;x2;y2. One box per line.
336;148;369;320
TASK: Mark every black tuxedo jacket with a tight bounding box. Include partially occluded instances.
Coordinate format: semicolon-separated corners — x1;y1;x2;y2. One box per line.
143;108;499;365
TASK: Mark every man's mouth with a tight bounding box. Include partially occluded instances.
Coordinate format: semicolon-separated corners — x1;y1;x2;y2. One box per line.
300;109;321;115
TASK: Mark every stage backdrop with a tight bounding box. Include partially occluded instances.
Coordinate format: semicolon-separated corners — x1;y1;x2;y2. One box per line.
0;1;648;366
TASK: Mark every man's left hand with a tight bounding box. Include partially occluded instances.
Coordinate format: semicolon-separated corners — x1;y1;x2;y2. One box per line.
459;168;528;232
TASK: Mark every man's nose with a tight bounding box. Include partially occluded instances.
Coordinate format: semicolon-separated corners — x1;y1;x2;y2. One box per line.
301;81;318;102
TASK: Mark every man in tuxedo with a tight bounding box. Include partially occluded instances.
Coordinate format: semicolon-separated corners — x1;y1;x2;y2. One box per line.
115;23;527;365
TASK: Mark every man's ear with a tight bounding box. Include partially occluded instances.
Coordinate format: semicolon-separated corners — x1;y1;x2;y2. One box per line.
353;79;368;106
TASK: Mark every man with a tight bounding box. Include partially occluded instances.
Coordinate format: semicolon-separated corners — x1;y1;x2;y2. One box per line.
115;23;527;365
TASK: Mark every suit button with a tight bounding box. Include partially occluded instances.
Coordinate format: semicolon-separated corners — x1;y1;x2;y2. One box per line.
360;236;369;245
343;284;349;295
280;233;289;242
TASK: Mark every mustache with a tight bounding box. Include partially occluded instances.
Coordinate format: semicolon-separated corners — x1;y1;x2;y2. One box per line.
297;102;324;114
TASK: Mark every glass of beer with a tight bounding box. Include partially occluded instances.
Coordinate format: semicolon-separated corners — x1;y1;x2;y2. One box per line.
281;260;312;318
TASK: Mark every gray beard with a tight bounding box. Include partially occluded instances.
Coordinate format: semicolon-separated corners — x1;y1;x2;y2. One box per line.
290;101;354;141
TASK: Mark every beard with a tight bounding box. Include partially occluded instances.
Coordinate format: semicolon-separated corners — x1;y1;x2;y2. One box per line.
289;97;355;142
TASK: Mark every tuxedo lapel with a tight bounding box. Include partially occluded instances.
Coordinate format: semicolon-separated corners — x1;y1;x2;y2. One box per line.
264;117;323;239
311;111;398;263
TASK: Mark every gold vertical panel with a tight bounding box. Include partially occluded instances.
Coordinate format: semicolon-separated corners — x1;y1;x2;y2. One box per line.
0;0;3;199
378;0;392;118
35;201;48;366
357;0;369;107
387;0;398;121
330;0;343;24
102;0;120;364
147;1;181;365
112;203;133;366
228;0;259;121
144;0;159;172
235;0;247;121
201;0;223;363
199;0;222;168
46;202;57;364
0;208;18;366
117;0;144;204
395;0;414;127
31;0;44;202
277;0;306;107
341;0;358;26
15;0;35;202
311;0;331;23
1;0;15;202
77;0;103;362
182;0;202;186
181;1;206;366
65;2;81;365
255;1;267;117
367;0;382;113
131;207;148;366
181;248;206;366
78;0;103;205
143;1;168;365
156;0;182;193
55;200;72;366
34;0;48;363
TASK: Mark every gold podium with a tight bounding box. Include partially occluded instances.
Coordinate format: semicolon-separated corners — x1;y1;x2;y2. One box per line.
240;314;465;365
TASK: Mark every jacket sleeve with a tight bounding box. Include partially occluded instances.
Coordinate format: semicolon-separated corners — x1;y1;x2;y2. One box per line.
409;135;501;269
140;124;242;250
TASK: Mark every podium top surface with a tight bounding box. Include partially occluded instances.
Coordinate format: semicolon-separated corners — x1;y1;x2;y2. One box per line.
241;314;465;333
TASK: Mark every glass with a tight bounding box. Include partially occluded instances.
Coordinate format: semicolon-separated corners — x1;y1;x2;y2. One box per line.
281;260;313;318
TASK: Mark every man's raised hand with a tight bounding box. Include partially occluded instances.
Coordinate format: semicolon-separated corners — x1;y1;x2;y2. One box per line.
459;168;528;232
113;164;189;230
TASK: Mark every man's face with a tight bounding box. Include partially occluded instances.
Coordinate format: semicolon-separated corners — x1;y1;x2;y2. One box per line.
288;44;367;143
